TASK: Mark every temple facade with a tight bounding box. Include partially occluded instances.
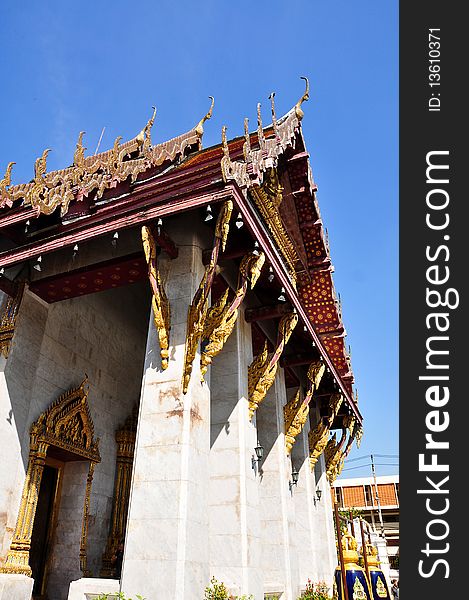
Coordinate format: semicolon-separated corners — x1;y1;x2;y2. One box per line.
0;81;363;600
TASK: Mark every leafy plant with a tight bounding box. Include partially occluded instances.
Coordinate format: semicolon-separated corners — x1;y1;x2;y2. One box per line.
203;577;254;600
297;579;332;600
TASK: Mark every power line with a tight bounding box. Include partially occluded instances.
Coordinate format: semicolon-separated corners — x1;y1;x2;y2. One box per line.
341;463;399;472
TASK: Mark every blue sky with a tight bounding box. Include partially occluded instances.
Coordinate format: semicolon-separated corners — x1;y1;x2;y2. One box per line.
0;1;398;478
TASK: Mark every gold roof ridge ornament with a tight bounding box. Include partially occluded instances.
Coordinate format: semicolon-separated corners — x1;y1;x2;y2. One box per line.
269;91;280;141
294;76;310;121
195;96;215;141
248;311;298;419
0;161;16;208
2;103;209;217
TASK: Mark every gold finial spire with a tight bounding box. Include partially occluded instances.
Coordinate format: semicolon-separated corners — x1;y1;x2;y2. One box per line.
295;76;310;120
269;92;279;139
195;96;215;139
1;162;15;189
74;132;86;166
137;106;157;147
35;149;51;180
243;117;251;161
221;125;230;159
0;162;16;207
257;103;265;150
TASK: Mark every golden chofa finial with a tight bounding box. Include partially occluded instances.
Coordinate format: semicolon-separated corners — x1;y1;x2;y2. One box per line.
0;162;16;207
1;162;15;189
243;117;251;161
257;103;265;150
269;92;279;139
137;106;157;147
195;96;215;139
295;76;310;121
221;125;229;159
34;149;51;180
74;132;86;166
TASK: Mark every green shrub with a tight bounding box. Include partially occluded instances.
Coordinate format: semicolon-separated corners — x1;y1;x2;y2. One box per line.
204;577;254;600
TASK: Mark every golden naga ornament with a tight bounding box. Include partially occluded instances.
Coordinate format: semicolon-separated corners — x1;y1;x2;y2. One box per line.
2;99;215;217
142;224;171;369
0;377;100;577
284;360;325;454
326;425;348;484
200;251;265;379
283;389;309;454
335;416;360;479
248;311;298;419
308;392;343;470
0;161;15;208
182;200;233;394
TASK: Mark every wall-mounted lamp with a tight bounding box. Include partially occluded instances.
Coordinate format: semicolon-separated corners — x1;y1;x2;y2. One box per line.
316;488;322;502
252;441;264;471
289;467;299;492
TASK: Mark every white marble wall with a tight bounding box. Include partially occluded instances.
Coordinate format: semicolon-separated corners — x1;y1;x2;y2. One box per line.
121;220;212;600
256;372;300;600
209;310;263;598
290;412;318;593
0;281;149;599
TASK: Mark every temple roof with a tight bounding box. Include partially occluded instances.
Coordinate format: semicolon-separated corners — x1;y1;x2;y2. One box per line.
0;80;361;423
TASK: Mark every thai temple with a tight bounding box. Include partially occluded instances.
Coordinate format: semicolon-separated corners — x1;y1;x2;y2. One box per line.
0;79;363;600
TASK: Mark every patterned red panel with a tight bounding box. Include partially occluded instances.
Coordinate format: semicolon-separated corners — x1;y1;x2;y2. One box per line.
299;270;341;333
29;254;147;303
302;223;328;264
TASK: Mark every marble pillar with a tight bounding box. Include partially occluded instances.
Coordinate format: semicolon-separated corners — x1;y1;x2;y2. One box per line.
209;310;263;598
256;371;300;600
290;419;318;592
121;222;211;600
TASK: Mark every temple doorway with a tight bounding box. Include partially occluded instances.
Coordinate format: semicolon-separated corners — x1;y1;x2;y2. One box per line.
30;460;62;600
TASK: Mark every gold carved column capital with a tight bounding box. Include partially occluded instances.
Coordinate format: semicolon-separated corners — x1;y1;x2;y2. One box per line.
284;359;325;455
182;200;233;393
248;311;298;419
200;251;265;379
308;392;343;471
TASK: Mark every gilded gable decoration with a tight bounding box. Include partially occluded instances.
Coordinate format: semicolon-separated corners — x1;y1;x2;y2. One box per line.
142;224;171;369
248;311;298;419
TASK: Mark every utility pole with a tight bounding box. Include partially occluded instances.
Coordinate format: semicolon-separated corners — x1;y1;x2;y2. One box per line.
370;454;385;540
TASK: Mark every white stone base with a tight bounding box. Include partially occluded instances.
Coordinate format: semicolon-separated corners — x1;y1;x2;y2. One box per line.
67;578;120;600
0;574;34;600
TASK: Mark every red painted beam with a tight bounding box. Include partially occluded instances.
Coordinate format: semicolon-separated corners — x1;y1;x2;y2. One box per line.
244;303;293;323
